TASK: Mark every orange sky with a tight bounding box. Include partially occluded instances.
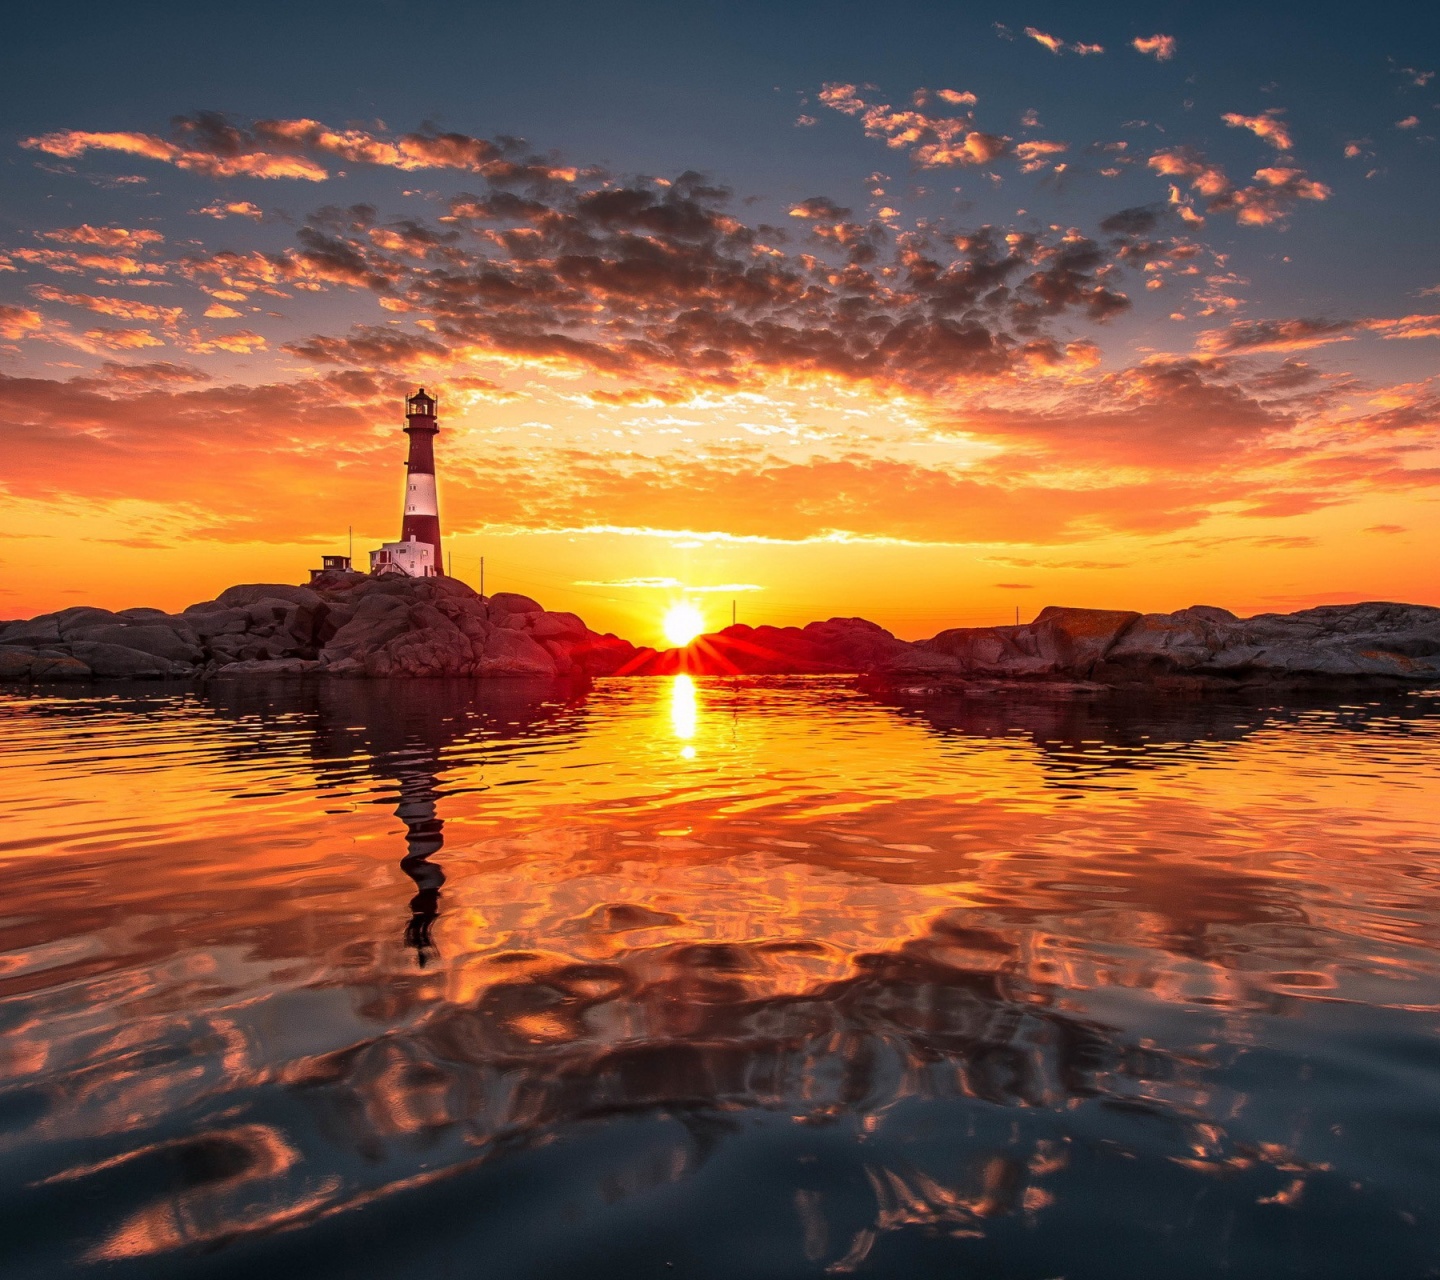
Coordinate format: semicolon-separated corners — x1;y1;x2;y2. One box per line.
2;35;1438;646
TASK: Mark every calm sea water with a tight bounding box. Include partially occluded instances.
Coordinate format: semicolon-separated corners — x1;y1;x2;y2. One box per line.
2;676;1440;1279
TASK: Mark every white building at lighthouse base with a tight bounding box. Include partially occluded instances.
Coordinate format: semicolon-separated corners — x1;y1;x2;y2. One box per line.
369;534;436;578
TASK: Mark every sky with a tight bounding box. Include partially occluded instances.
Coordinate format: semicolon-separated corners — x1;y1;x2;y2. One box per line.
1;0;1437;645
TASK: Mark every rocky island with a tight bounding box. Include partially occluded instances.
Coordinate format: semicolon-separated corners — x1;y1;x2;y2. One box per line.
2;572;1437;690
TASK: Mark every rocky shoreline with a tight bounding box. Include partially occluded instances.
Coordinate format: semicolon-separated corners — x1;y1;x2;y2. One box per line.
2;573;1437;689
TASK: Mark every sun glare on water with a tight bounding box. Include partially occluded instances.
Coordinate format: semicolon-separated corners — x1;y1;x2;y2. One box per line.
663;602;706;647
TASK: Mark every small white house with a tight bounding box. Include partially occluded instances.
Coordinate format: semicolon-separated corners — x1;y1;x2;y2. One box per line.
369;534;436;578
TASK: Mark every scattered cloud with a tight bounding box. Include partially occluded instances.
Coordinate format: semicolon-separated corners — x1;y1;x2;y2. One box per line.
1150;147;1330;226
194;200;264;220
22;114;580;186
1222;108;1293;152
0;305;45;341
1023;28;1102;56
818;83;1013;168
1198;317;1354;354
1132;35;1177;61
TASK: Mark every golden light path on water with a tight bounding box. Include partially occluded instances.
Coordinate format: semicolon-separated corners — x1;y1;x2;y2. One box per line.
1;676;1440;1276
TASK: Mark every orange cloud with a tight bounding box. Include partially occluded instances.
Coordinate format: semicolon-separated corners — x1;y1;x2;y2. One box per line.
1197;318;1354;354
1132;34;1177;61
22;115;581;186
1222;108;1294;152
21;129;329;180
1015;139;1068;172
188;330;268;354
194;201;264;220
1361;314;1440;340
1149;147;1329;226
0;305;45;341
1022;28;1102;55
83;327;165;350
11;247;166;277
817;83;1018;169
43;225;165;249
29;284;184;327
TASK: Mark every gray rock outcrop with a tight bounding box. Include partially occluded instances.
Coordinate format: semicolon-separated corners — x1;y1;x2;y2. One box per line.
2;585;1436;687
889;602;1440;686
0;573;638;683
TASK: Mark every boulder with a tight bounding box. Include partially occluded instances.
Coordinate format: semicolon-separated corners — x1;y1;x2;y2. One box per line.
53;607;121;635
364;625;476;678
213;583;323;611
68;641;178;679
215;658;323;675
66;624;202;664
323;595;412;658
1032;607;1141;672
487;592;544;616
530;611;588;643
475;627;557;677
184;607;250;639
569;632;639;676
29;654;92;681
1;617;62;646
0;649;92;681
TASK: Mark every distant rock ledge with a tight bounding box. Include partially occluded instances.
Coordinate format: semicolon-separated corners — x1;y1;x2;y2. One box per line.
1;576;1437;689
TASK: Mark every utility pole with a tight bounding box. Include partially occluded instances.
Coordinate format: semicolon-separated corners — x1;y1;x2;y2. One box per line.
447;550;453;578
480;556;485;598
1015;606;1019;626
348;525;353;561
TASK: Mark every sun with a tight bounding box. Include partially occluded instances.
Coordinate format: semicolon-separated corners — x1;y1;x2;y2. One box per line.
662;602;706;648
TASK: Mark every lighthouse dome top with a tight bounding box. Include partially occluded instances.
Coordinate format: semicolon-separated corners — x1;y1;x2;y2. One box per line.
406;387;436;417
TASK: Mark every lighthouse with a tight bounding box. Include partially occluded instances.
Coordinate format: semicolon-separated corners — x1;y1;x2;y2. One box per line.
370;388;444;578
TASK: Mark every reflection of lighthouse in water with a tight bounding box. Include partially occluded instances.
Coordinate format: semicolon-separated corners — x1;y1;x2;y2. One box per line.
393;747;446;966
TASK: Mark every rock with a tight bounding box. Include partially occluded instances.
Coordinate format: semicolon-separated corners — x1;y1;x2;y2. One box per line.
66;624;202;664
184;607;250;639
475;628;556;677
207;634;253;663
0;648;92;681
243;597;305;628
569;632;639;676
68;641;179;679
530;611;589;643
213;583;323;611
323;594;412;658
487;592;544;616
365;626;475;677
1;617;62;646
53;607;121;635
214;658;323;675
1032;607;1141;671
12;575;1434;687
29;655;92;681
